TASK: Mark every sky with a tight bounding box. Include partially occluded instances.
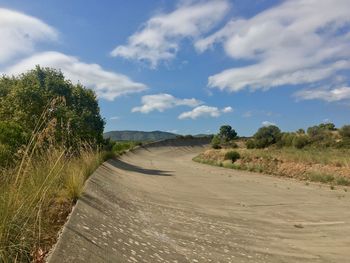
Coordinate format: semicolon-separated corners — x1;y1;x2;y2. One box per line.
0;0;349;136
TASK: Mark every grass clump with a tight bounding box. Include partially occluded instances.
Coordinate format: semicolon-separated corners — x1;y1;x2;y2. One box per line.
112;141;142;155
0;146;104;262
224;151;240;163
306;172;335;183
335;177;350;186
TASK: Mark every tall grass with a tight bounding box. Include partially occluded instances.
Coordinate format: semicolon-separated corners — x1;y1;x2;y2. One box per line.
0;147;106;262
0;100;112;262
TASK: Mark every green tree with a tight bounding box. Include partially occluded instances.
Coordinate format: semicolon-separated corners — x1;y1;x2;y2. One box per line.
0;66;105;149
219;125;237;142
253;125;281;148
319;122;336;131
296;128;305;134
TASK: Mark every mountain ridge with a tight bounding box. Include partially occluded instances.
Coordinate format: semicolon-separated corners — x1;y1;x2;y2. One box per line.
103;130;178;141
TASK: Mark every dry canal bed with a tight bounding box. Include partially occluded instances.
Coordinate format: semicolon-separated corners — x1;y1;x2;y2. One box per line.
48;142;350;262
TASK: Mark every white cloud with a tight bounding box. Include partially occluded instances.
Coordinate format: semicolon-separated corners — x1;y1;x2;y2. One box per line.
110;116;120;120
197;0;350;92
111;0;229;68
295;87;350;102
222;106;233;113
178;105;231;120
3;51;147;101
262;121;276;127
132;93;201;113
0;8;57;63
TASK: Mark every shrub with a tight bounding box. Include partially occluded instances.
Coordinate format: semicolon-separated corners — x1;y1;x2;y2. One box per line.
280;132;296;147
253;125;281;148
224;151;240;163
246;139;256;149
0;66;105;148
339;125;350;138
296;128;305;134
335;138;350;148
229;141;239;148
292;135;309;149
211;135;221;149
336;177;350;186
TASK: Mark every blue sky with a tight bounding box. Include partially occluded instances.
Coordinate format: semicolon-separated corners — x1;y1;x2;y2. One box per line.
0;0;349;136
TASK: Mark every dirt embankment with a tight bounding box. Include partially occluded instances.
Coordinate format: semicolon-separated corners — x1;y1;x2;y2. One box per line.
195;148;350;185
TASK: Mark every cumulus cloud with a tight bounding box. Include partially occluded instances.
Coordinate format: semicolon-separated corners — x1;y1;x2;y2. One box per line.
111;0;229;68
4;51;147;101
132;93;201;113
178;105;232;120
222;106;233;113
294;87;350;102
196;0;350;92
0;8;57;63
262;121;276;127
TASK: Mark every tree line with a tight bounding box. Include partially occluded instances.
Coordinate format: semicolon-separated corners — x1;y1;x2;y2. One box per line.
211;123;350;149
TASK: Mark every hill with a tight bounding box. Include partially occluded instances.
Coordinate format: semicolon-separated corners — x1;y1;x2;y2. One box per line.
103;130;178;141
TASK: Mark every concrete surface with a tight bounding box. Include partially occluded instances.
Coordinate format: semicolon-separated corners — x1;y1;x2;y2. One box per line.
48;140;350;263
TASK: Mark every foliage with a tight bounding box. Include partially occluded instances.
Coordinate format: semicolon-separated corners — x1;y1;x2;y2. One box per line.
0;120;110;262
211;135;221;149
296;128;305;134
246;139;256;149
306;123;337;146
252;125;281;148
224;151;240;163
292;135;309;149
280;132;295;147
112;141;141;154
219;125;237;142
339;125;350;138
0;67;109;261
0;66;105;152
335;138;350;148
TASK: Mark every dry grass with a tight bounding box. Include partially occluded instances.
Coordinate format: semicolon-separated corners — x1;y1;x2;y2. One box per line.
0;100;114;262
194;147;350;186
0;148;106;262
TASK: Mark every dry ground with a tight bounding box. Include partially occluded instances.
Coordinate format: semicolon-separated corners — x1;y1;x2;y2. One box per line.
48;143;350;263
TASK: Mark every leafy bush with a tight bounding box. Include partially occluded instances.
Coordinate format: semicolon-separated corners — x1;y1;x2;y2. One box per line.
224;151;240;163
296;128;305;134
0;66;105;149
335;138;350;148
339;125;350;138
307;123;336;146
280;132;296;147
292;135;309;149
229;141;239;148
246;139;256;149
253;125;281;148
211;135;221;149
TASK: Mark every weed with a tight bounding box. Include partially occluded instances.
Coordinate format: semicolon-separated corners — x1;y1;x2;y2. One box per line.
335;177;350;186
307;172;334;183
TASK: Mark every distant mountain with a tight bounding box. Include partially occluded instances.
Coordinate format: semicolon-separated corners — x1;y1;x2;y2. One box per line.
103;130;178;141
